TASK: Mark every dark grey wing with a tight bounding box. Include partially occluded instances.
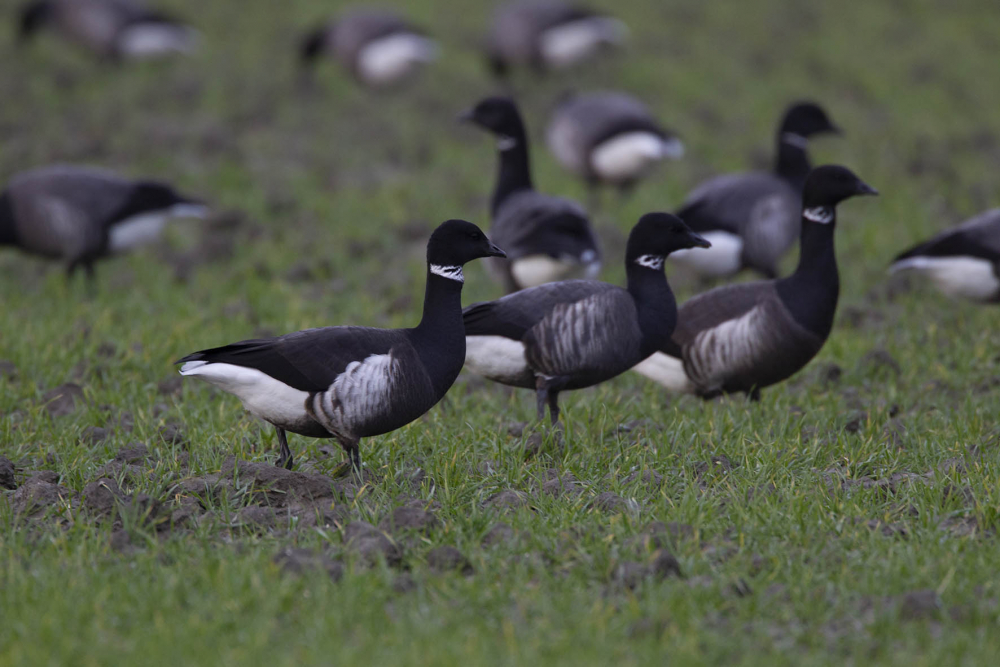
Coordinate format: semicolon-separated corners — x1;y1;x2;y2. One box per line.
672;280;775;348
678;172;795;234
522;288;639;379
493;190;599;261
893;209;1000;262
464;279;617;340
176;326;407;393
6;165;134;259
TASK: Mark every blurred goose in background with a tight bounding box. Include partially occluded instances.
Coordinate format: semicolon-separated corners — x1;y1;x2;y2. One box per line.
889;209;1000;303
179;220;505;472
634;165;876;399
300;7;438;89
464;213;708;423
670;102;841;280
18;0;198;60
486;0;627;78
546;90;684;201
0;165;207;280
460;96;602;293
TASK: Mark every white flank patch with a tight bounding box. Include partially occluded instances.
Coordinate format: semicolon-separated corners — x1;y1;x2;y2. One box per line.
511;254;591;288
635;254;664;270
356;33;438;86
889;255;1000;301
117;25;199;58
430;264;464;282
311;353;397;434
803;206;834;224
632;352;694;393
465;335;528;382
108;211;170;253
590;132;670;183
669;230;743;278
539;17;628;68
179;362;310;426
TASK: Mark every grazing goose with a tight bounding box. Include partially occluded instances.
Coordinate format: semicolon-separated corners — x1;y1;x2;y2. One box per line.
546;90;684;199
463;212;709;422
670;102;841;279
460;96;601;292
18;0;198;60
0;165;207;280
178;220;505;472
634;165;876;399
486;1;628;78
889;209;1000;302
300;8;438;88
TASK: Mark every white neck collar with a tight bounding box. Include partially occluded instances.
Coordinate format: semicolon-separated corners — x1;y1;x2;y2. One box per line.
634;254;665;270
803;206;834;224
496;135;518;151
781;132;809;149
429;264;464;282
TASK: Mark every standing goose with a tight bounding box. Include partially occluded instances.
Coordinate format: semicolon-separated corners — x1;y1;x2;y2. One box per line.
300;7;438;89
0;165;207;280
18;0;198;60
670;102;841;280
888;209;1000;303
460;96;602;292
546;90;684;200
178;220;505;472
463;212;709;422
634;166;876;399
486;1;628;78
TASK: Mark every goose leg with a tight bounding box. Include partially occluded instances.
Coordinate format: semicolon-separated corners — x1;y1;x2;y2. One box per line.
330;437;362;479
747;387;762;402
275;427;294;470
535;381;549;422
547;389;561;424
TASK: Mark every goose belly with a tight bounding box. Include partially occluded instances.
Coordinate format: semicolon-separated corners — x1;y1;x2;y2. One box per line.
892;256;1000;302
356;33;437;86
510;254;600;288
465;336;534;388
669;231;744;278
116;24;198;57
179;361;318;433
538;18;623;68
590;133;675;183
631;352;694;393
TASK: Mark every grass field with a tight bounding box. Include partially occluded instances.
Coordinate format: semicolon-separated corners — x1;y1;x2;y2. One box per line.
3;0;1000;664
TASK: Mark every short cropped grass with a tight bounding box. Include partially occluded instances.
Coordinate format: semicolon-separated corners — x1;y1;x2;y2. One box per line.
2;0;1000;664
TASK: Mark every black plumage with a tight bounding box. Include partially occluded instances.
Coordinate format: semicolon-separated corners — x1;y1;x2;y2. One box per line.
0;164;206;280
18;0;197;60
671;102;841;279
634;165;877;399
299;8;437;88
546;90;684;199
460;96;602;292
463;212;709;422
889;209;1000;303
178;219;506;472
485;1;627;78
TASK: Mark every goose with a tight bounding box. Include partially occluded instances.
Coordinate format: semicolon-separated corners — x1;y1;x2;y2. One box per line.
18;0;198;60
486;1;628;78
177;220;505;472
670;102;841;280
0;165;207;280
463;212;709;422
546;90;684;199
889;209;1000;303
633;165;876;399
460;96;601;292
300;7;438;89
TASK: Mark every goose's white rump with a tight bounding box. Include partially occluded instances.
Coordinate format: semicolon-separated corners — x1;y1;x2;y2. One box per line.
465;335;529;384
631;352;693;393
669;230;744;278
538;17;626;67
590;132;681;183
356;33;437;85
889;255;1000;301
179;361;311;426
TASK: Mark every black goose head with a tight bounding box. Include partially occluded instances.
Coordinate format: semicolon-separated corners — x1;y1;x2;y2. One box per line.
780;102;840;140
18;0;51;43
426;219;506;269
458;96;526;145
801;165;877;216
627;212;711;268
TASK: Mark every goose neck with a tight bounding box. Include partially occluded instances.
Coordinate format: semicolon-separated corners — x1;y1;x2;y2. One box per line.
777;216;839;337
0;193;16;245
775;133;811;190
626;258;677;355
490;122;533;215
